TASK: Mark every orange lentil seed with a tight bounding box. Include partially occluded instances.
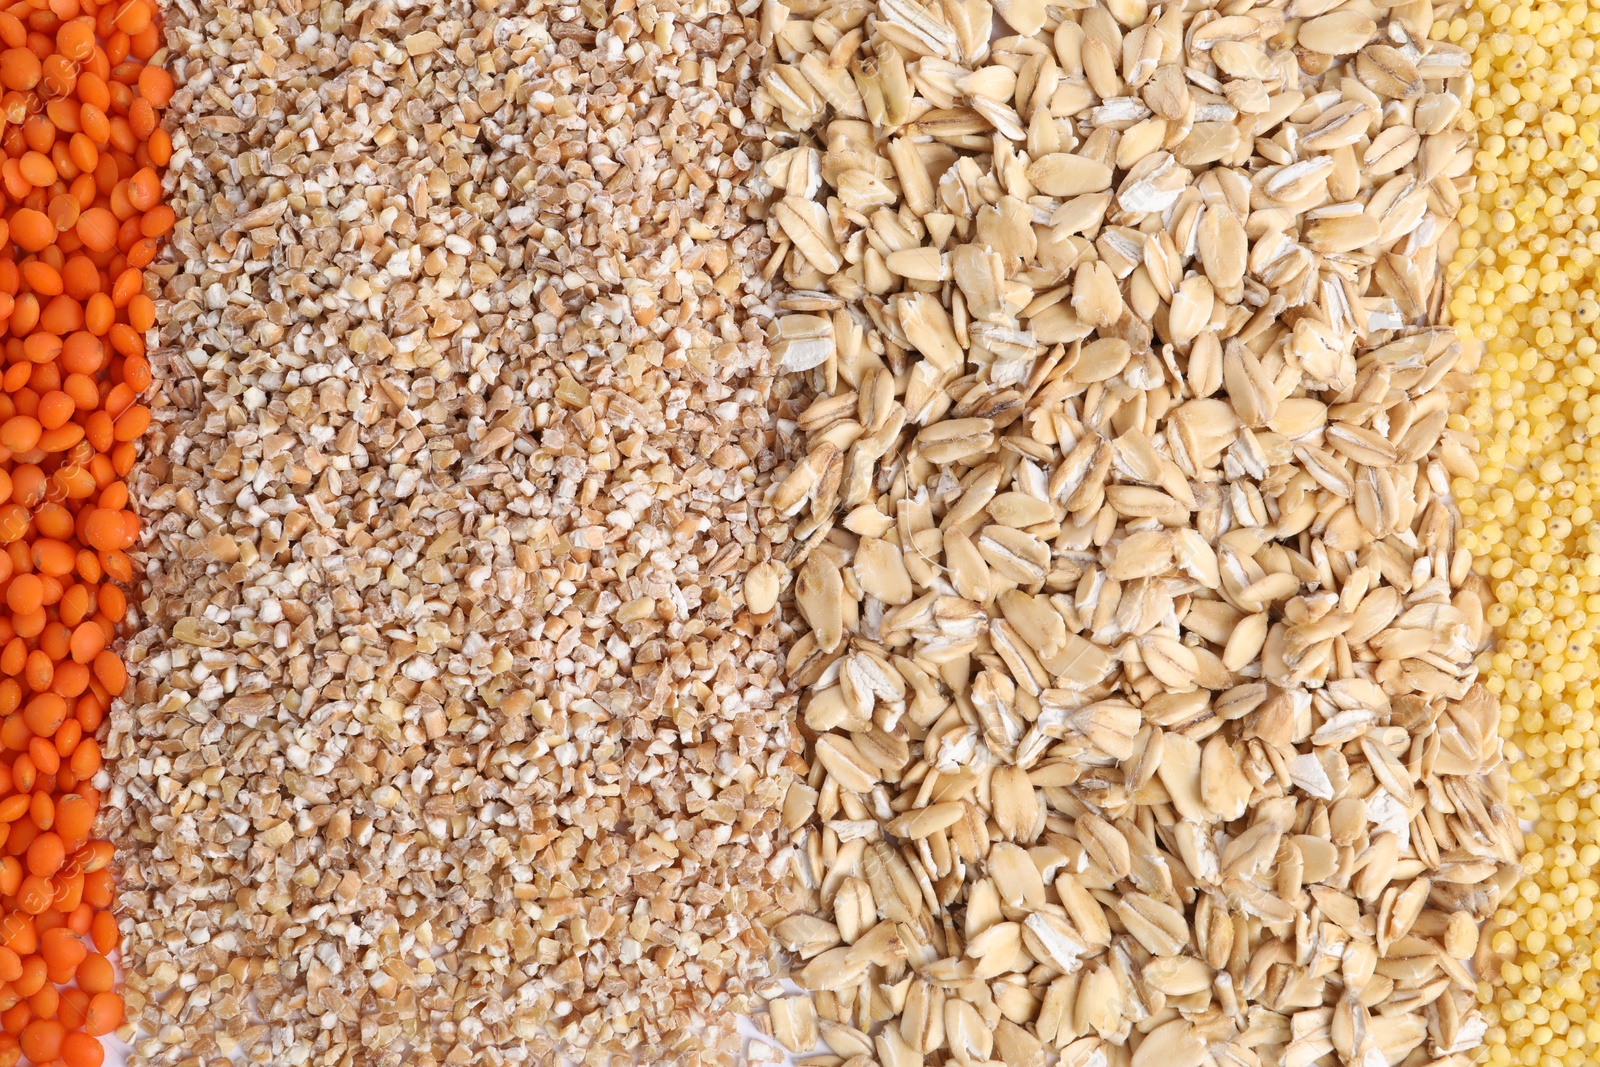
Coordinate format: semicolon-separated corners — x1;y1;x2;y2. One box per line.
0;0;158;1052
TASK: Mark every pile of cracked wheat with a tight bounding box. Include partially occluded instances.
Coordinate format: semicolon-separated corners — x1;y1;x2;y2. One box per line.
106;0;1551;1062
114;0;797;1064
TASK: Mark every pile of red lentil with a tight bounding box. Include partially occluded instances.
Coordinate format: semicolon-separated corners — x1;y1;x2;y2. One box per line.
0;0;171;1061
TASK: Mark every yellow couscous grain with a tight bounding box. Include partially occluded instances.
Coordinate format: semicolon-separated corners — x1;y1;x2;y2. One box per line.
1447;0;1600;1064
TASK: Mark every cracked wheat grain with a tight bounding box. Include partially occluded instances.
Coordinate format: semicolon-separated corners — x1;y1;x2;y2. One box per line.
109;1;798;1065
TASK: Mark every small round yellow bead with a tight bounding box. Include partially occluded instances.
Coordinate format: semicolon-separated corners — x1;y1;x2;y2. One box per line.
1460;3;1600;1063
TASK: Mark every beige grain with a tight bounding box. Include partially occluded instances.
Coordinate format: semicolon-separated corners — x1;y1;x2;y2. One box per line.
753;0;1511;1061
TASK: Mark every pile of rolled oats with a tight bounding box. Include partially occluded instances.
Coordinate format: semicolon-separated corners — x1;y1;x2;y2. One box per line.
750;0;1523;1064
113;0;797;1064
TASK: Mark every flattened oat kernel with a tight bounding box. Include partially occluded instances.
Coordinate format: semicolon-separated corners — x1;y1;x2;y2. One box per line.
754;0;1514;1061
